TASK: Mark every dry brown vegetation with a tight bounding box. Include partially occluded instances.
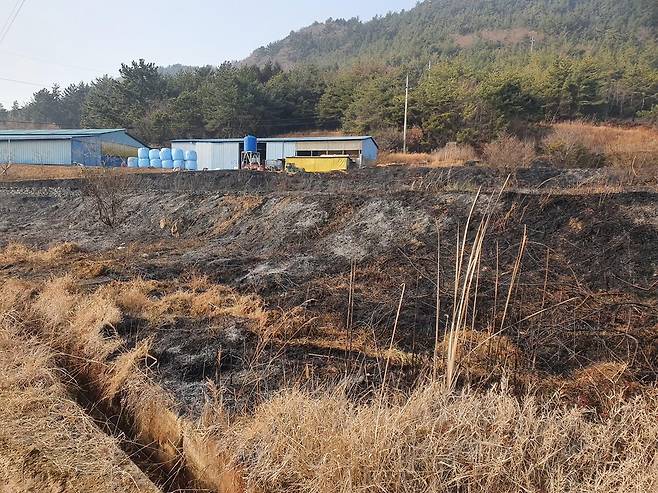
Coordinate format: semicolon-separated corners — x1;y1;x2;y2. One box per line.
378;121;658;172
0;158;657;493
0;281;160;493
482;133;536;169
543;121;658;169
0;241;82;265
222;385;658;493
379;143;478;167
3;264;657;493
0;163;165;182
0;274;246;493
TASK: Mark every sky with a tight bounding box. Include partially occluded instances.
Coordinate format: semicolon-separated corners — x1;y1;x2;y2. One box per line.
0;0;415;108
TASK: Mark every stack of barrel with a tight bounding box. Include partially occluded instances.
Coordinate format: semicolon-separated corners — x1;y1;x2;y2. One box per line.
131;147;198;170
184;150;197;170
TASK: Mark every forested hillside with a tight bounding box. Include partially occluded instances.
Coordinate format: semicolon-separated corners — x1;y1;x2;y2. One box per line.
1;0;657;150
245;0;658;67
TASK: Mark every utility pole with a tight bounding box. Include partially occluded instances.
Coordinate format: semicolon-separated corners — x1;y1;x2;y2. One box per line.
530;36;535;54
403;73;409;154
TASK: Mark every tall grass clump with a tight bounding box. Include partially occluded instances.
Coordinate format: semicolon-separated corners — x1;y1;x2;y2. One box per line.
224;385;658;493
482;133;536;169
431;142;478;166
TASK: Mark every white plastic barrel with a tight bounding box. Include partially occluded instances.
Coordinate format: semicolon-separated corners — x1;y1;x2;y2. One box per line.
162;159;174;169
138;158;150;168
184;150;197;161
138;148;150;159
127;157;139;168
160;148;173;161
150;158;163;168
148;149;161;160
173;159;185;169
172;148;184;161
185;160;197;171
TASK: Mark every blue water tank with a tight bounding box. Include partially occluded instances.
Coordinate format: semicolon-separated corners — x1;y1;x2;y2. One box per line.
127;157;139;168
148;149;161;160
171;148;185;161
244;135;257;153
138;148;150;159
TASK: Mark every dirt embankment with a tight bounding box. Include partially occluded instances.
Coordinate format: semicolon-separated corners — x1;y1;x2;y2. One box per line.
1;166;656;416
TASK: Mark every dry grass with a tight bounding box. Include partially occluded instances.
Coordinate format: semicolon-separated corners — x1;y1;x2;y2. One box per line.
0;318;160;492
222;384;658;493
544;121;658;169
0;164;166;182
1;235;657;493
430;142;478;166
378;144;478;168
1;275;246;493
102;279;268;329
483;134;536;169
378;152;434;166
0;241;81;265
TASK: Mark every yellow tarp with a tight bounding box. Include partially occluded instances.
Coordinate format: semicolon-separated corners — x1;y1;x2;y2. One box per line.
285;156;350;173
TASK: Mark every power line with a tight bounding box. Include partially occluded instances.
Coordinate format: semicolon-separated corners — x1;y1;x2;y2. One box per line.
0;49;104;74
0;75;50;87
0;0;21;43
0;0;27;46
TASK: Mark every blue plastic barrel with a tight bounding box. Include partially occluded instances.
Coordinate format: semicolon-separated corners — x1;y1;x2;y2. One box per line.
185;160;197;171
162;159;174;169
127;157;139;168
160;148;173;161
184;150;197;161
148;149;161;160
171;148;185;161
173;159;185;169
138;148;150;159
150;158;162;168
138;158;150;168
244;135;257;153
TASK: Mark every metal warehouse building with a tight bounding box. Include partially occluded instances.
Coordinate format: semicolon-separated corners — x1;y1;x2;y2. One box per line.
171;136;378;171
0;129;145;166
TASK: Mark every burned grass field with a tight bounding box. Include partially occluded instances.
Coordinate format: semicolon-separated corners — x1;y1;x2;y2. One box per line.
0;166;657;492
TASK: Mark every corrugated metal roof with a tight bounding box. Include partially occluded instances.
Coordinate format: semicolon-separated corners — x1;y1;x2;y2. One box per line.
172;136;379;148
0;128;125;137
0;129;146;147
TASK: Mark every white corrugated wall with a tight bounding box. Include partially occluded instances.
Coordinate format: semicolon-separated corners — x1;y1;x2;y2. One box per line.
173;142;196;153
0;139;71;165
197;142;240;170
0;139;72;165
266;142;297;160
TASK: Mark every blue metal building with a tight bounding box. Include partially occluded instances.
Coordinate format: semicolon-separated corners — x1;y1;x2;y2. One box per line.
171;136;379;171
0;129;146;166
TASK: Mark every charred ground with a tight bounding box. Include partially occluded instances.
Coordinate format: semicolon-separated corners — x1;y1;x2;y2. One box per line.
1;166;656;418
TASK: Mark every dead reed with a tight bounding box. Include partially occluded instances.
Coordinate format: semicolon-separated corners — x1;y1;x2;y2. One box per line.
223;384;658;493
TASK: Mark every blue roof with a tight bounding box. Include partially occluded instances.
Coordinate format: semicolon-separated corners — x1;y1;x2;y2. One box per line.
0;129;133;140
172;135;378;147
0;128;147;147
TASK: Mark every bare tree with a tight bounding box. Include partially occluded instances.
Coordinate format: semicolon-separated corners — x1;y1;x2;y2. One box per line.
81;167;130;228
